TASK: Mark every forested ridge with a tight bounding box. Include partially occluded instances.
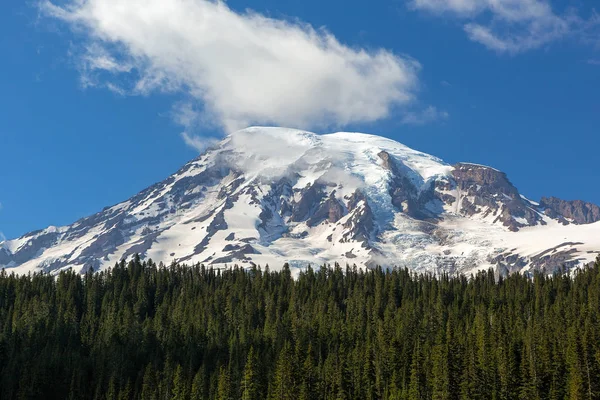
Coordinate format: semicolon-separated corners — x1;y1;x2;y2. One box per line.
1;257;600;399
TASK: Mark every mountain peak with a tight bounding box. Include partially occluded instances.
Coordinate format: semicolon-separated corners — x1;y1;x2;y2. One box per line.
3;127;600;275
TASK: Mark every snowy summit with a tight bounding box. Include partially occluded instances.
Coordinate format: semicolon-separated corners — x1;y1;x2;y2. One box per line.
2;127;600;275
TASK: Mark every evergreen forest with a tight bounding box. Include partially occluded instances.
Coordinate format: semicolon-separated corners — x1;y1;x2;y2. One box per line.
1;256;600;399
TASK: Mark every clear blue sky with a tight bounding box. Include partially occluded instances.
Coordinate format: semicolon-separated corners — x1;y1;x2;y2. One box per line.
1;0;599;240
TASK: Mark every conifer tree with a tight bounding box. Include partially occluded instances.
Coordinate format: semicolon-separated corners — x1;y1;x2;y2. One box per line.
241;347;261;400
190;366;206;400
408;343;426;400
217;366;232;400
432;341;450;400
270;342;296;400
172;364;189;400
141;364;159;400
566;328;585;400
298;345;318;400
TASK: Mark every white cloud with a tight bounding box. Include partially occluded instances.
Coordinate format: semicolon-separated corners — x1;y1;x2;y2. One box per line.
181;132;219;152
401;106;449;125
83;44;132;73
42;0;423;133
589;59;600;65
411;0;483;16
410;0;594;54
172;102;221;151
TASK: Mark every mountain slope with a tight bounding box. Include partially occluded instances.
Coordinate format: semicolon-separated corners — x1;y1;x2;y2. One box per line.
2;127;600;275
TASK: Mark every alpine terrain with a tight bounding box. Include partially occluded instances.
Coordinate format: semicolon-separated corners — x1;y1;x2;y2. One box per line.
3;127;600;275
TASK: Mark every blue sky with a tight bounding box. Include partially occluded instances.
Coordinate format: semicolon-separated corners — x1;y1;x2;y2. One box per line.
1;0;599;240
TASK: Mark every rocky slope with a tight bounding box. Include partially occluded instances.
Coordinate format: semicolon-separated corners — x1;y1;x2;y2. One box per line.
2;127;600;275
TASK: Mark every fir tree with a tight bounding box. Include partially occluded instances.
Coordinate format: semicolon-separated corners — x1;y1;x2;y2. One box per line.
172;364;189;400
241;347;261;400
217;366;232;400
270;342;296;400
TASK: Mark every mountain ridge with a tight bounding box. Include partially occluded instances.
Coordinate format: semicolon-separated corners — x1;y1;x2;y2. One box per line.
2;127;600;275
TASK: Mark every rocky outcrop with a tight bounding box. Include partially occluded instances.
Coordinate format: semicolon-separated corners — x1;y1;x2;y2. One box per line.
290;183;326;222
540;197;600;225
191;207;229;256
212;244;259;264
342;190;375;245
453;162;516;191
379;150;445;219
379;151;420;216
307;192;345;227
492;242;586;275
347;189;368;212
7;230;62;265
79;228;125;260
451;163;541;231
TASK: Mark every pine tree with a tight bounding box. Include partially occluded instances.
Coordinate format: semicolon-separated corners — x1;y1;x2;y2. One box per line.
270;342;296;400
141;364;159;400
106;375;118;400
118;381;132;400
361;346;377;400
432;341;450;400
191;366;206;400
298;345;318;400
566;328;585;400
217;366;232;400
242;347;261;400
172;364;189;400
408;343;426;400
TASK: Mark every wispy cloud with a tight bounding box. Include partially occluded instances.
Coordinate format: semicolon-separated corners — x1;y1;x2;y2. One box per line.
401;106;449;125
41;0;425;135
588;59;600;65
181;132;219;152
171;102;221;152
409;0;597;54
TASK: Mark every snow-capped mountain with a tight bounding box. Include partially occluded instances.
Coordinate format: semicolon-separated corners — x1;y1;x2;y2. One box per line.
3;127;600;276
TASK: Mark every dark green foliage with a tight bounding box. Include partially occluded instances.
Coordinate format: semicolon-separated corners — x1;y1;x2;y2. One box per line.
1;257;600;399
242;347;261;400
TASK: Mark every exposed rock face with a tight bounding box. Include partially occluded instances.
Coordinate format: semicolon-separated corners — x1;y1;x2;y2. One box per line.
290;183;326;222
307;192;345;227
212;244;259;264
540;197;600;225
379;150;443;219
380;157;549;231
7;230;62;266
452;163;518;197
379;151;420;216
347;189;368;212
79;228;126;260
451;163;542;231
342;190;374;245
491;242;586;275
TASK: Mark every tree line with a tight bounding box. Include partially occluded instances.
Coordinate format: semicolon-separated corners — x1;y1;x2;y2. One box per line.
1;255;600;399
